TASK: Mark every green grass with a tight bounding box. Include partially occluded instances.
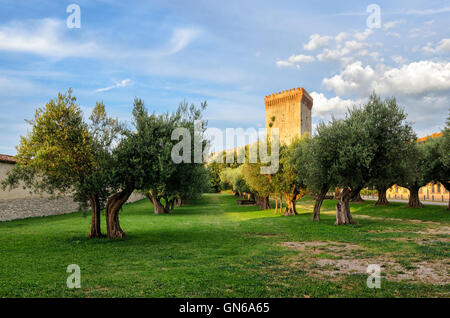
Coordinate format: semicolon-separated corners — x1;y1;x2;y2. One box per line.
0;193;449;297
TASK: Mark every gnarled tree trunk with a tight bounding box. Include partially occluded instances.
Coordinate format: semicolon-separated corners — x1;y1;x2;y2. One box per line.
88;193;104;238
313;186;328;221
274;195;283;214
349;186;364;202
257;196;271;210
441;181;450;211
154;197;165;214
406;185;424;208
145;193;165;214
105;187;134;239
284;186;299;216
335;188;357;225
284;200;297;216
162;196;171;213
375;185;389;206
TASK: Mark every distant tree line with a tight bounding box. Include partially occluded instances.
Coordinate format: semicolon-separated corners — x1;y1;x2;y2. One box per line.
212;93;450;225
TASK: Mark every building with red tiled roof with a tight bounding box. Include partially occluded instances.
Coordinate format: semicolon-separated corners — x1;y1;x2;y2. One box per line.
386;132;448;203
417;132;443;143
0;154;17;164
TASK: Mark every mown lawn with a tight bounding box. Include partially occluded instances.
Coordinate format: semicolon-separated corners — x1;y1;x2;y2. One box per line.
0;193;448;297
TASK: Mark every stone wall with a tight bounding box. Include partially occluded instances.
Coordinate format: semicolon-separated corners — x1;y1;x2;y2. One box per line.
0;197;79;221
0;192;146;222
0;161;52;200
265;87;313;145
1;160;146;221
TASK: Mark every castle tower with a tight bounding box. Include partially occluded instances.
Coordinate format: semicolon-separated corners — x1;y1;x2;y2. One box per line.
264;87;313;145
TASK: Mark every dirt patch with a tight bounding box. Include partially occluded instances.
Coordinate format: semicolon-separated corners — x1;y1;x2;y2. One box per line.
296;253;449;285
316;257;449;285
417;227;450;235
85;286;110;292
355;214;443;226
283;241;364;262
246;233;279;238
388;236;450;245
283;241;449;285
367;229;406;233
314;257;449;285
283;241;360;253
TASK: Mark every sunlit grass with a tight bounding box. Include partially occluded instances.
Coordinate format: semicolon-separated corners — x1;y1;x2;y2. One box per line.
0;193;448;297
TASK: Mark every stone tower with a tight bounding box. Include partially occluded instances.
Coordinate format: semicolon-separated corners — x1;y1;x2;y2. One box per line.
264;87;313;145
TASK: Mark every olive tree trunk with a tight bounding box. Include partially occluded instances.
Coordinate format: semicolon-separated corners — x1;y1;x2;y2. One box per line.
88;193;104;238
284;186;299;216
162;196;171;213
155;198;167;213
312;186;328;221
273;195;283;214
105;187;134;239
406;185;424;208
375;185;389;206
145;193;165;214
335;188;357;225
349;186;364;202
441;181;450;211
256;196;271;210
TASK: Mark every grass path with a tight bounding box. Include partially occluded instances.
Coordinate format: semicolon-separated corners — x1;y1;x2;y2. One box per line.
0;193;448;297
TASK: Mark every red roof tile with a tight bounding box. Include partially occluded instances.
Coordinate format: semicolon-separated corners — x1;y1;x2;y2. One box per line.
417;132;443;143
0;154;17;164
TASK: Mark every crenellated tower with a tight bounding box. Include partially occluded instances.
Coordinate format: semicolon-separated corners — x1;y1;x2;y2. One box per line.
264;87;313;145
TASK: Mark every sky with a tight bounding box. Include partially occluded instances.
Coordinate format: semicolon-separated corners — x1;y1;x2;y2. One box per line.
0;0;449;155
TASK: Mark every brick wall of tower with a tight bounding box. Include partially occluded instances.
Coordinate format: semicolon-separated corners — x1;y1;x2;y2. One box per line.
264;87;313;145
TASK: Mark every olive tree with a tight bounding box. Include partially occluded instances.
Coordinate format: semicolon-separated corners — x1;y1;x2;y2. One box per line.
362;94;416;206
297;126;335;221
1;90;122;238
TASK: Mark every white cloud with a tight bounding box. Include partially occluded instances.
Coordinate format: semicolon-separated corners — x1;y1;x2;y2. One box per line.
310;92;361;120
423;38;450;53
276;54;314;68
422;38;450;53
335;32;348;43
303;34;331;51
0;18;99;58
95;79;131;93
391;55;409;65
322;60;450;97
164;28;201;55
383;20;406;30
316;40;369;64
436;39;450;52
276;60;292;67
0;19;201;60
288;54;315;63
354;29;373;41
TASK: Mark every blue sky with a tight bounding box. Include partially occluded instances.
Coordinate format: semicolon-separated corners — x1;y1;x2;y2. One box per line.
1;0;450;154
